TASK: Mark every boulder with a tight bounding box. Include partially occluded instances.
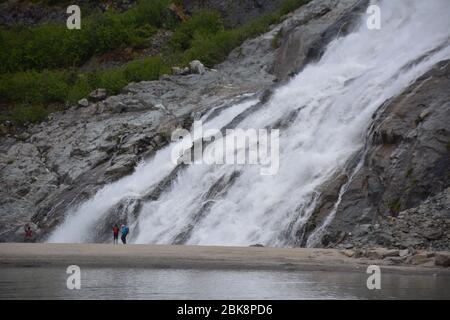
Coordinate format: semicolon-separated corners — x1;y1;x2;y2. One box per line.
399;249;410;258
408;253;433;265
78;98;89;108
386;256;407;265
434;252;450;267
172;66;190;76
383;249;400;258
366;248;399;260
88;88;107;102
342;249;355;258
189;60;206;74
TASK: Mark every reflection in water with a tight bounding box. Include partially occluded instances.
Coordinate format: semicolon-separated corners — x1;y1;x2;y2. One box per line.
0;267;449;299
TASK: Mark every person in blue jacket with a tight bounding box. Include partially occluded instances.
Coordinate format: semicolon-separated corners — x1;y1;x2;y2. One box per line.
120;224;129;244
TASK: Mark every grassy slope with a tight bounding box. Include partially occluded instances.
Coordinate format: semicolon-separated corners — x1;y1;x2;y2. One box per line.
0;0;311;125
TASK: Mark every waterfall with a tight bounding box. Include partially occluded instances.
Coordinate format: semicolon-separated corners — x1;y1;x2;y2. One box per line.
48;0;450;246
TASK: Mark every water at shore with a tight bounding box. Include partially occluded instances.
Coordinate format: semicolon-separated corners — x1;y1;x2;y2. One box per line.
1;266;449;299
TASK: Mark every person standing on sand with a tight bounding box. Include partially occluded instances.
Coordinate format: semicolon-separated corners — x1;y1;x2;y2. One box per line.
24;226;32;242
120;224;129;244
113;224;120;244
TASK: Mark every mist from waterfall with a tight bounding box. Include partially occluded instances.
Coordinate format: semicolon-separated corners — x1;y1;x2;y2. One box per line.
48;0;450;246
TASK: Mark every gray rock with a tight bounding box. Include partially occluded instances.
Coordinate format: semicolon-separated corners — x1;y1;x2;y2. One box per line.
366;248;399;260
385;256;407;265
78;98;89;108
366;248;384;260
408;253;434;266
342;249;355;257
399;249;410;257
172;66;190;76
434;252;450;267
274;0;366;80
189;60;206;75
88;88;107;102
16;132;30;141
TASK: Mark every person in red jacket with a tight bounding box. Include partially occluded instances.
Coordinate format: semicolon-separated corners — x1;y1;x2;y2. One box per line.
113;224;120;244
24;226;32;242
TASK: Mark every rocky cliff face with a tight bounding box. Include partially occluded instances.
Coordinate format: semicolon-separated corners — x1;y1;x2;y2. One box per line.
273;0;368;79
1;0;448;249
303;60;450;251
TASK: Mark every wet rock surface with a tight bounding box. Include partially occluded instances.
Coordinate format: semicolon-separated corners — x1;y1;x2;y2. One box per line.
340;247;450;268
273;0;368;80
306;60;450;251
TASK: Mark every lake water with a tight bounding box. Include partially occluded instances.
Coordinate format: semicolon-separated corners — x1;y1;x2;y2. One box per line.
0;266;449;299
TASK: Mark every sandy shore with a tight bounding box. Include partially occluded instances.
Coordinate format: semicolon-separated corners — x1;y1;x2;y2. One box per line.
0;243;448;275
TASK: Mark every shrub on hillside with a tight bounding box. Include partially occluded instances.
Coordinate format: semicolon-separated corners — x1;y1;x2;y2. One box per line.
0;0;173;74
170;10;224;51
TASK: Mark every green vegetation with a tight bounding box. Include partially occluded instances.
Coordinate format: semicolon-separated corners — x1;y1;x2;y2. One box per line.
0;0;311;125
0;56;169;105
388;198;402;215
271;29;283;49
0;104;58;125
0;0;174;73
405;167;413;178
176;0;311;67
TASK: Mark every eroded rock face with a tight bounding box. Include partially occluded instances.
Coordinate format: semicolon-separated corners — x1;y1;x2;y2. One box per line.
306;60;450;250
273;0;367;80
348;188;450;251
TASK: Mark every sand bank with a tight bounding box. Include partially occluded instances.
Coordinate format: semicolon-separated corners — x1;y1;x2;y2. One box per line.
0;243;448;275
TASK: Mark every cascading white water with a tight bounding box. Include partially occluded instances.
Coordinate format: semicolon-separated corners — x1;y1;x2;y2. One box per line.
48;0;450;246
